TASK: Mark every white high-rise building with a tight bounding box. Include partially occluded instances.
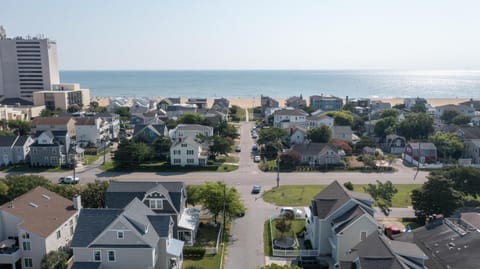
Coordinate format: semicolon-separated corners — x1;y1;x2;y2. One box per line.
0;26;59;101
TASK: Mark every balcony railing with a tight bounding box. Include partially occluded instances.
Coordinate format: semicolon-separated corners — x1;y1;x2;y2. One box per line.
0;246;22;264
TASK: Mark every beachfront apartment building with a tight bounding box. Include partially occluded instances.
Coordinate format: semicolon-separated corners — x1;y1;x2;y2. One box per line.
0;26;59;102
309;94;343;111
0;187;80;269
33;83;90;111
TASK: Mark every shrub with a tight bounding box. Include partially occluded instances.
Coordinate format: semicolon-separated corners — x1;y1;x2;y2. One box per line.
343;181;354;191
183;247;206;257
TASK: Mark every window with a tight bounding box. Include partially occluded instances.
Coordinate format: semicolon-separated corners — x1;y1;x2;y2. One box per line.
117;231;124;239
108;250;116;262
187;150;194;155
181;143;187;147
187;159;194;164
93;250;101;261
149;199;163;209
70;225;74;236
361;231;367;240
22;241;31;251
22;233;30;239
174;158;181;164
56;230;61;239
24;258;33;268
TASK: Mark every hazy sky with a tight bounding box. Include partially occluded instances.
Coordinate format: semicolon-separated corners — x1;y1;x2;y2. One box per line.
2;0;480;70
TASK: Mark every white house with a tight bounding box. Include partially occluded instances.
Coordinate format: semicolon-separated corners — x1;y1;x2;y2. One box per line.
0;135;34;166
75;117;110;147
305;181;378;264
289;127;307;144
0;187;80;269
435;104;476;119
170;136;208;166
95;112;121;139
169;124;213;142
306;115;334;129
332;126;354;142
273;108;308;129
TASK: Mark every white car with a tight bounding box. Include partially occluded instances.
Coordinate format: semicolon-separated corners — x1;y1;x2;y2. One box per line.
58;176;79;184
254;156;261;162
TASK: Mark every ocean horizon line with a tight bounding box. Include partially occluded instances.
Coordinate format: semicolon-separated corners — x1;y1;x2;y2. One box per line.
60;69;480;73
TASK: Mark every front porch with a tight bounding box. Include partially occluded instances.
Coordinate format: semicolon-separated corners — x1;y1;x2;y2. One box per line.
177;207;200;246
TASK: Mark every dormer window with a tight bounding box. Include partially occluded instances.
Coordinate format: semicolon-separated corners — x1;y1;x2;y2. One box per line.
117;231;124;239
149;199;164;209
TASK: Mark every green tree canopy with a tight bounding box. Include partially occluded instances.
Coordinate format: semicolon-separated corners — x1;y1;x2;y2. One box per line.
153;135;172;158
41;250;67;269
209;135;233;156
452;115;472;125
363;180;398;216
428;131;463;161
324;111;353;126
81;180;110;208
374;116;398;138
178;113;206;125
411;177;463;222
257;128;288;146
195;181;245;222
440;109;461;124
113;107;131;121
7;120;31;135
306;125;332;143
0;175;50;203
380;109;400;119
430;167;480;198
397;113;434;140
410;102;427;113
113;139;153;169
215;120;238;139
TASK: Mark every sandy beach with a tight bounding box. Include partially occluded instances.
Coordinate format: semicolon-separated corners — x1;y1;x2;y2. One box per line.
91;96;473;110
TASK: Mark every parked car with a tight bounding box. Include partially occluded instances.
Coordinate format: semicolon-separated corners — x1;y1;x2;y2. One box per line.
252;144;258;151
235;145;241;152
58;176;79;184
251;185;261;194
252;133;258;139
254;155;261;162
280;207;304;218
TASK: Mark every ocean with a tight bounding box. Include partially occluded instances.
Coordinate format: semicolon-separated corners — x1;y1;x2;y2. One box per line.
59;70;480;99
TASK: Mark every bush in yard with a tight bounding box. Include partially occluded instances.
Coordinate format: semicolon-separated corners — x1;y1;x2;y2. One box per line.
343;181;354;191
183;247;206;257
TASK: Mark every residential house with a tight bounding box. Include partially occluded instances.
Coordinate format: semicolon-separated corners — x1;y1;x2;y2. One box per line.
130;98;154;114
339;232;427;269
441;125;480;140
133;123;168;144
404;97;427;109
29;131;65;167
404;142;437;164
306;115;334;129
305;181;378;264
105;181;199;246
394;212;480;269
471;116;480;126
170;136;208;167
71;198;184;269
384;134;407;154
369;100;392;113
0;135;34;166
166;104;197;119
187;98;207;109
31;116;76;139
211;97;230;114
459;99;480;111
157;97;181;111
285;95;307;109
75;117;110;148
169;124;213;142
130;111;159;126
332;126;354;142
95;112;121;140
309;94;343;111
273;108;308;129
260;95;279;114
289;127;307;144
0;187;80;269
464;139;480;164
108;97;129;111
289;143;342;166
197;109;227;126
435;104;476;119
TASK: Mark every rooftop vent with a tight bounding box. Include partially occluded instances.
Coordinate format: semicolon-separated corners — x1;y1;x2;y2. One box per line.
42;194;51;200
29;202;39;208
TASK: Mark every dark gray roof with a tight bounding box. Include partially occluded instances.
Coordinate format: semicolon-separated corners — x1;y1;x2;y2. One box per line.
95;112;118;118
290;143;334;156
148;215;172;237
0;136;17;147
0;98;33;106
332;205;369;233
408;142;437;150
13;136;31;147
71;262;102;269
441;125;480;140
273;108;308;116
311;181;373;219
106;181;184;212
71;208;122;247
133;123;166;138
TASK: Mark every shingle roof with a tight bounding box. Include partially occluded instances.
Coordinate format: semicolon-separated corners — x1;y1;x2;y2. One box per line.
32;117;72;125
175;124;213;132
332;205;369;233
273;109;308;116
105;181;184;212
172;136;202;148
290;143;335;156
0;136;17;147
148;215;172;237
0;187;77;238
71;208;122;247
13;135;31;147
408;142;437;150
75;117;96;125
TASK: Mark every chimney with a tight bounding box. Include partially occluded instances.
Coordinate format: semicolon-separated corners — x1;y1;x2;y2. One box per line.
73;194;82;210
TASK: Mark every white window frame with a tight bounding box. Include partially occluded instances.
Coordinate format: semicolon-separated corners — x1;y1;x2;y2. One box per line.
24;258;33;268
149;199;164;209
117;231;124;239
93;250;101;261
56;230;61;239
22;241;31;251
108;250;116;262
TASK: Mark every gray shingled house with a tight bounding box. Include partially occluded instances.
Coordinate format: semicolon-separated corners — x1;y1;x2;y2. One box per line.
71;198;184;269
0;135;34;166
105;181;199;246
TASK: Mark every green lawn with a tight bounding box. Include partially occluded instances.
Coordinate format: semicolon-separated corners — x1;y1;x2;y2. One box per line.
262;184;422;208
264;220;272;256
0;164;70;173
83;148;112;165
215;155;239;164
100;160;238;172
195;224;220;247
271;219;305;239
182;225;228;269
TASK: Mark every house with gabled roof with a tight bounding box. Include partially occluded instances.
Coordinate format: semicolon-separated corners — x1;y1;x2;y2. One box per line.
0;187;80;269
289;143;342;166
306;115;334;129
289;126;307;144
285;95;307;110
339;232;427;269
29;131;65;167
169;124;213;142
71;198;184;269
105;181;199;246
31;116;76;138
305;181;378;264
133;123;168;144
0;135;34;166
273;108;308;129
170;136;208;167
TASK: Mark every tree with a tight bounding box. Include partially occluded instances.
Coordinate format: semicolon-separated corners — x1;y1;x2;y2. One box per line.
279;151;301;167
397;113;434;140
0;181;8;202
439;167;480;198
257;128;288;147
178;113;205;124
209;135;233;156
113;107;131;122
81;180;110;208
275;218;292;239
306;126;331;143
88;101;107;113
47;184;81;200
363;180;398;216
355;136;376;151
153;136;172;159
411;177;463;222
113;139;153;169
343;181;354;191
374;116;398;138
324;111;353;126
452;115;472;125
440;109;461;124
196;181;245;222
7;120;31;135
1;175;50;203
165;119;178;130
186;185;202;206
351;115;365;134
428;131;463;161
67;104;81;113
410;102;427;113
331;139;353;155
215;120;238;139
380;109;400;119
41;250;67;269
